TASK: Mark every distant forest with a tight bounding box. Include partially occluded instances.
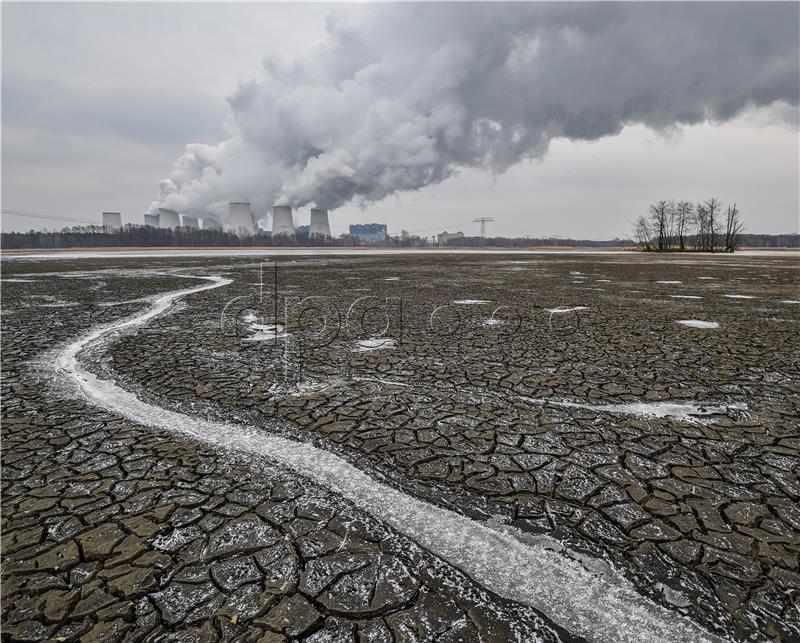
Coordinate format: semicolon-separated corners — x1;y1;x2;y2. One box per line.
1;224;797;250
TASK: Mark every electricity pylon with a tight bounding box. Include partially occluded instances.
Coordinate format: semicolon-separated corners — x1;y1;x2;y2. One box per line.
473;217;494;247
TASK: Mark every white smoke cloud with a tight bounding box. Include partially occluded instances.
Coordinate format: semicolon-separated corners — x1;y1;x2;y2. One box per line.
152;3;799;219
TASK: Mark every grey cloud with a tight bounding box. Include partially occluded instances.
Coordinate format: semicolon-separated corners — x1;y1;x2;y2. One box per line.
152;3;799;218
2;75;224;146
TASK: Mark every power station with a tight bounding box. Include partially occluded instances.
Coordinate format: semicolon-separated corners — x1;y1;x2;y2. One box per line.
309;208;331;237
229;202;256;235
202;214;222;230
158;208;180;229
272;205;295;236
129;203;384;241
102;211;122;229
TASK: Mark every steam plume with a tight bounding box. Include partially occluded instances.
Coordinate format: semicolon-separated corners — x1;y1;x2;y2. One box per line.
152;3;799;219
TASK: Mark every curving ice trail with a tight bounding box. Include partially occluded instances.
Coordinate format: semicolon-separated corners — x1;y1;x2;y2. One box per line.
52;275;723;643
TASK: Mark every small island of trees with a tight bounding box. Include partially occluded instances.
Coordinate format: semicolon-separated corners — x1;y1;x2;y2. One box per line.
633;198;744;252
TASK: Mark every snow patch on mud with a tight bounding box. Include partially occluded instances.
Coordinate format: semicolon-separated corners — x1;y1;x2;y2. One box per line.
244;324;288;342
677;320;719;329
514;394;745;424
545;306;588;314
354;338;397;352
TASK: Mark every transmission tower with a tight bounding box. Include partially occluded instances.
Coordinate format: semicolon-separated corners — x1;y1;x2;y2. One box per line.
473;217;494;247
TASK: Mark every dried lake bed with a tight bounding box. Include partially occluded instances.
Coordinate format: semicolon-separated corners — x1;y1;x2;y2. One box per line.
1;251;798;642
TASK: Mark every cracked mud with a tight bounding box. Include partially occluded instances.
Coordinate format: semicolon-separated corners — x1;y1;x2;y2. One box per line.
2;253;798;642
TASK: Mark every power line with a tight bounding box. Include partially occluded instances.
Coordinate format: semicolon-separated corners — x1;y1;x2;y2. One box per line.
2;209;97;225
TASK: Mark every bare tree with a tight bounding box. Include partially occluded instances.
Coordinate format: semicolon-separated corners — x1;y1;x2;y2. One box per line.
648;200;670;251
703;198;721;252
724;203;744;252
694;203;707;250
633;215;654;251
674;200;693;250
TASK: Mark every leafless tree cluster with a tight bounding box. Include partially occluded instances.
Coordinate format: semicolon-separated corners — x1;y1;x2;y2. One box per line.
633;198;744;252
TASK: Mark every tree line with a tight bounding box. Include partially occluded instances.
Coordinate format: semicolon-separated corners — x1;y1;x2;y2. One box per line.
0;225;339;249
633;198;744;252
2;221;795;251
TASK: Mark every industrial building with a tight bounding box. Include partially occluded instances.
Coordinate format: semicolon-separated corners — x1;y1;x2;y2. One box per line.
438;230;464;246
102;211;122;229
309;208;331;237
229;202;256;235
135;203;396;242
158;208;180;229
272;205;295;236
350;223;387;243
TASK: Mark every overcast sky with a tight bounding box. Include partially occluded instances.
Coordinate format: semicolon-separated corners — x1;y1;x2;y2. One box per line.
2;2;798;239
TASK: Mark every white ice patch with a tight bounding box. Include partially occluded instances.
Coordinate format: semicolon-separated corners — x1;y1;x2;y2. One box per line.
384;277;400;281
1;278;35;283
656;280;682;284
677;320;719;329
244;324;288;342
779;300;800;304
515;394;745;424
545;306;588;314
552;400;744;422
49;275;721;643
697;277;717;280
353;338;396;352
240;311;288;341
670;295;703;300
482;318;505;326
723;294;754;299
452;299;490;305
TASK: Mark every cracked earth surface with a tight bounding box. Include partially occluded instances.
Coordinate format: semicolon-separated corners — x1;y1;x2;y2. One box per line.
2;253;799;642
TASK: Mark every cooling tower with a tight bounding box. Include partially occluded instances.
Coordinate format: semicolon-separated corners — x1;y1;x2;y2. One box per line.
144;214;159;227
272;205;295;236
102;211;122;229
202;214;222;230
229;202;256;236
158;208;180;229
181;215;199;229
309;208;331;237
